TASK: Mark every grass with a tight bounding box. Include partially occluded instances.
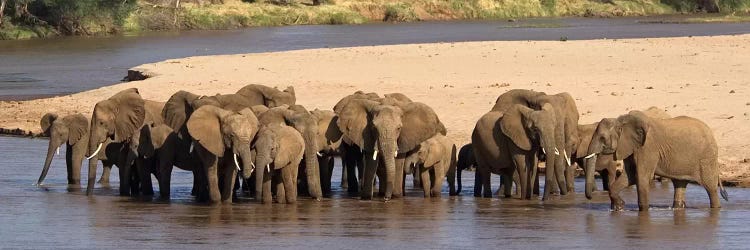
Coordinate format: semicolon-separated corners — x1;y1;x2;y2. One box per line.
3;0;750;39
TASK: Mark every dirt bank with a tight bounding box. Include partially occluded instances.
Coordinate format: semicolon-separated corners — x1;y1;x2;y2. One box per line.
1;34;749;185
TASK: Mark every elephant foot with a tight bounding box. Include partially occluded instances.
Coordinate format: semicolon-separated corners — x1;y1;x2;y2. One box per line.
611;198;625;211
449;191;459;196
382;197;391;202
473;192;481;197
672;200;686;209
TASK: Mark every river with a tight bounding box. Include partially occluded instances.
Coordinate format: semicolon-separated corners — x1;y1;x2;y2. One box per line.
1;136;749;248
2;16;750;100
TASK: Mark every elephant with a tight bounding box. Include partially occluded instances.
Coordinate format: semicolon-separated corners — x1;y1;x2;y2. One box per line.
456;143;476;194
253;104;325;200
85;88;165;196
583;111;728;211
404;134;457;197
472;103;557;199
332;91;380;194
139;123;200;200
187;106;259;204
250;123;305;204
37;113;88;185
336;95;446;200
310;109;344;197
235;84;296;108
573;107;672;192
491;89;579;200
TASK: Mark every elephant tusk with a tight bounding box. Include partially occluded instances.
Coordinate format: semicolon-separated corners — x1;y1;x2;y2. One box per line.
316;152;323;157
56;147;60;156
584;153;596;159
266;164;271;173
563;149;571;166
189;142;194;153
554;147;560;156
250;161;256;169
234;154;241;171
542;147;546;155
85;143;103;160
373;150;378;160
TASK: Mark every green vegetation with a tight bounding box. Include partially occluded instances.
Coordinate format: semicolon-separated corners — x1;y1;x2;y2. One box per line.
2;0;750;40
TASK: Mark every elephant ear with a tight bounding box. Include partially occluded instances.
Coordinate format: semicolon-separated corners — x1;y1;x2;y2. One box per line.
111;89;146;142
336;99;378;150
162;91;200;133
614;111;649;161
149;125;173;150
273;126;298;170
422;139;444;167
575;123;597;158
399;102;442;153
63;114;89;145
187;106;225;156
500;105;532;151
40;113;59;135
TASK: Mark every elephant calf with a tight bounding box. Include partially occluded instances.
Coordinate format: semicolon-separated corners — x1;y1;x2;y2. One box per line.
405;134;458;197
38;113;89;185
584;111;728;211
252;124;305;204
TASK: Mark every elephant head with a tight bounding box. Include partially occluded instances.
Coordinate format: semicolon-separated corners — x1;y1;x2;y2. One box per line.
163;90;201;140
500;103;561;196
38;113;88;185
187;106;259;180
584;112;648;199
236;84;296;108
371;101;445;200
284;106;325;199
85;88;146;195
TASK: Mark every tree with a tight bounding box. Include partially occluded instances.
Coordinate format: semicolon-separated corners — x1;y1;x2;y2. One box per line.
0;0;6;26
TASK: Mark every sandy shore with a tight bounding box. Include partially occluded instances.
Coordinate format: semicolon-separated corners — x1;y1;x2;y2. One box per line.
2;35;749;185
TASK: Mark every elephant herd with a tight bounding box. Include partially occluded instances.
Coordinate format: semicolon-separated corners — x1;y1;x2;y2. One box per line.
36;86;728;211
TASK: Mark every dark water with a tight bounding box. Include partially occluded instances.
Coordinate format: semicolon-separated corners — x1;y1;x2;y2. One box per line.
2;16;750;100
2;136;749;248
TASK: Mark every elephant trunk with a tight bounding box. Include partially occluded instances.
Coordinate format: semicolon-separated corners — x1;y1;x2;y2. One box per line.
38;137;64;185
239;146;255;180
254;147;272;201
378;133;398;200
541;137;557;199
303;131;322;199
86;124;105;196
585;154;597;200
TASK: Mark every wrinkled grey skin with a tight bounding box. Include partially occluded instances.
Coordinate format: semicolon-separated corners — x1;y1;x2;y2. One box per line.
403;134;457;197
491;89;579;200
455;143;476;194
472;104;556;199
37;113;89;186
188;106;259;204
254;105;324;200
252;124;305;204
584;111;727;211
236;84;296;108
332;91;380;195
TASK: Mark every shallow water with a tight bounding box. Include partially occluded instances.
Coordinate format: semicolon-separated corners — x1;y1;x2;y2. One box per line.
2;136;749;248
2;16;750;100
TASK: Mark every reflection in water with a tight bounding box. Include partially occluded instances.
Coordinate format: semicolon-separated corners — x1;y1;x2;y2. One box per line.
0;136;748;248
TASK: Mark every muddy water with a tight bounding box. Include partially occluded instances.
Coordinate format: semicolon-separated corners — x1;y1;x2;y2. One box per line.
2;16;750;100
2;136;749;248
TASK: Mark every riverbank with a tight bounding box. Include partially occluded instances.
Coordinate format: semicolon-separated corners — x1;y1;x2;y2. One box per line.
2;0;750;40
1;34;749;186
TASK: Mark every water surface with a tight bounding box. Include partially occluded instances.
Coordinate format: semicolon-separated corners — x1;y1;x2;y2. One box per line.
1;136;748;248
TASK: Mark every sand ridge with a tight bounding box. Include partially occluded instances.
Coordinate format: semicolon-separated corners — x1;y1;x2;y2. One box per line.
1;34;749;184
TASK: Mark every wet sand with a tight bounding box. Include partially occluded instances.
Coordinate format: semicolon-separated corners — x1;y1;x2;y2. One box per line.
1;34;749;184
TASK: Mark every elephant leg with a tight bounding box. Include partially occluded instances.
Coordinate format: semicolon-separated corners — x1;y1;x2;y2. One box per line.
393;157;405;198
198;151;220;204
542;159;556;200
341;157;348;189
275;171;286;204
65;144;74;184
672;179;688;209
636;176;651;211
481;167;492;198
565;161;575;193
431;167;444;198
345;153;359;194
376;164;387;197
420;167;431;197
283;165;298;204
473;170;482;197
220;166;237;203
502;174;513;198
608;172;629;211
554;152;568;196
320;156;334;197
118;155;134;196
137;157;154;196
158;161;173;200
413;170;421;190
98;164;112;185
511;153;528;199
361;152;378;200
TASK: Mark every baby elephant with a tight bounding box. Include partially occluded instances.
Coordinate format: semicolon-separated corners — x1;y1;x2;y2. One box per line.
406;134;458;197
251;124;305;204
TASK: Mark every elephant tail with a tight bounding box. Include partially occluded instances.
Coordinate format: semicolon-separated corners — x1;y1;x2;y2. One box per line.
719;176;729;201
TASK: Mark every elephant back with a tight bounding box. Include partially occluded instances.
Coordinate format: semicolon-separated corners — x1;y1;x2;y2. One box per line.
397;102;444;154
491;89;543;112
